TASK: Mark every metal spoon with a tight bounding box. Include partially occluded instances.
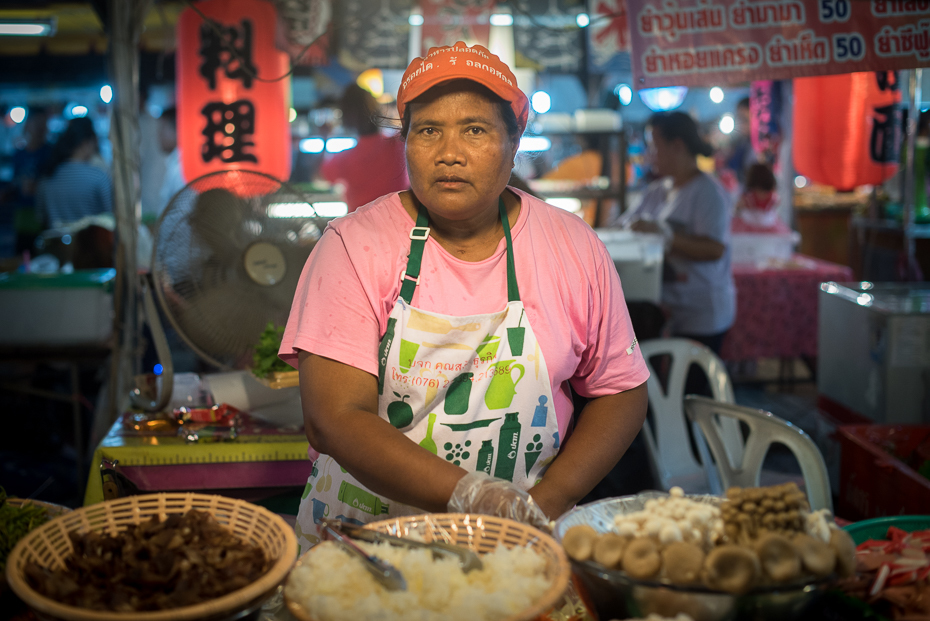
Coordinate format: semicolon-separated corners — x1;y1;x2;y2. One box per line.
336;521;484;573
321;521;407;591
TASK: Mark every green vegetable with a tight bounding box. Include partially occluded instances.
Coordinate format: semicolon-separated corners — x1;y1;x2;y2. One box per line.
252;322;292;379
0;487;49;573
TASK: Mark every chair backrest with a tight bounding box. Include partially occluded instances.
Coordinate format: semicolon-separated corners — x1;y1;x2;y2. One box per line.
684;395;833;512
638;338;742;494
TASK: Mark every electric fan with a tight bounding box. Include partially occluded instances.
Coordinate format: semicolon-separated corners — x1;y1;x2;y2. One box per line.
132;169;331;413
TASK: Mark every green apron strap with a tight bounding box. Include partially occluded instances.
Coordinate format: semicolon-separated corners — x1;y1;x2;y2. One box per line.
399;205;431;304
401;195;520;304
500;197;520;303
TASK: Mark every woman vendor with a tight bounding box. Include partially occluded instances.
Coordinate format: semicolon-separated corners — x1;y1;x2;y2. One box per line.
624;112;736;355
280;42;649;551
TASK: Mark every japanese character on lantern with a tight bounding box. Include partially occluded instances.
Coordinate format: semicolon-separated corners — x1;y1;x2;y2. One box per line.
199;19;256;89
201;100;257;164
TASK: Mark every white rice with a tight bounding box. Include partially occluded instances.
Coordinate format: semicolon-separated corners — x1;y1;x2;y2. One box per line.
285;541;551;621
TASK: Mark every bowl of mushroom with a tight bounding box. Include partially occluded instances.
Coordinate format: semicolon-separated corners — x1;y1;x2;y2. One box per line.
553;485;856;621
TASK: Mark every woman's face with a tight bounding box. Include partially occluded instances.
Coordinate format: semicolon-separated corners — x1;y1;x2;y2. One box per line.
405;85;517;221
648;129;675;178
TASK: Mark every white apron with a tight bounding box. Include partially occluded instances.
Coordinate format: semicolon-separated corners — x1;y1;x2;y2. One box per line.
294;198;560;552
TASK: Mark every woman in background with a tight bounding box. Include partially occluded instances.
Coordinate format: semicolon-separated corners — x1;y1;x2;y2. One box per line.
627;111;735;354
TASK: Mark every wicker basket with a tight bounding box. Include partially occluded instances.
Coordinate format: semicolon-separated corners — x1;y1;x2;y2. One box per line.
6;493;298;621
285;513;570;621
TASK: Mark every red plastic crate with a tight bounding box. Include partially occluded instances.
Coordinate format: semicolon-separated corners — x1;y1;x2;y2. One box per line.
837;425;930;521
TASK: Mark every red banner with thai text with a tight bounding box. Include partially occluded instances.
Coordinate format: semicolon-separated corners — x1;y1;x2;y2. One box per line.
626;0;930;88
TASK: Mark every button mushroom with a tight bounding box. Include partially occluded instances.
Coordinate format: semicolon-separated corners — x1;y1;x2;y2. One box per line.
662;541;705;585
793;533;836;578
622;536;662;580
704;544;761;594
562;524;598;562
754;533;802;582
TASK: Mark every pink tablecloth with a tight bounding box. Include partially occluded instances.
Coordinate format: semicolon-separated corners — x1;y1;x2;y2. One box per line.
720;254;854;361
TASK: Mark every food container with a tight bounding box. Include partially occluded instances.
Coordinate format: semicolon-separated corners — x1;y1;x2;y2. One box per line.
285;513;571;621
6;492;298;621
0;269;115;346
595;229;664;303
553;493;825;621
843;515;930;545
730;232;799;267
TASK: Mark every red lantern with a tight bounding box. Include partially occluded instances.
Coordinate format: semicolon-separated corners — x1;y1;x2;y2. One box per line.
176;0;291;185
793;72;901;192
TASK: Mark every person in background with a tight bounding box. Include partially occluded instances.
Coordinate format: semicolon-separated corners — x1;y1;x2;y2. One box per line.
36;117;112;229
625;111;736;356
158;107;186;216
9;107;52;252
319;83;408;213
733;162;785;232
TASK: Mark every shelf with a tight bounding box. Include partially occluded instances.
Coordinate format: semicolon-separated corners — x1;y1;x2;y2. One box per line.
852;218;930;239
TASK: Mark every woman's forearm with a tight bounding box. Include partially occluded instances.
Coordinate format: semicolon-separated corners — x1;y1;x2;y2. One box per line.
530;383;648;519
669;233;725;261
299;352;466;512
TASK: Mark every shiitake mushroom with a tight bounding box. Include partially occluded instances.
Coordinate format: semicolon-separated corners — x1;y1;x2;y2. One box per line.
562;525;598;562
661;541;705;585
754;533;802;582
704;545;761;594
829;528;857;578
793;533;836;578
592;532;628;569
622;536;662;580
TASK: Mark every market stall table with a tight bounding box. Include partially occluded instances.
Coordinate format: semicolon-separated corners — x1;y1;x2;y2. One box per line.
720;254;854;365
83;411;312;507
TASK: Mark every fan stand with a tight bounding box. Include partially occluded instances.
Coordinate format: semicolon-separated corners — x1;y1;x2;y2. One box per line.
130;273;175;412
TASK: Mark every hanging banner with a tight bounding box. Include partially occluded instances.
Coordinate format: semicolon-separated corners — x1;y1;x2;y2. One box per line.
339;0;410;70
749;80;784;162
420;0;496;51
514;0;583;72
588;0;633;72
274;0;331;66
177;0;292;184
627;0;930;88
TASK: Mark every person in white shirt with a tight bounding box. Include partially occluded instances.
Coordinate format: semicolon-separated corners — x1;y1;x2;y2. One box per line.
626;111;736;354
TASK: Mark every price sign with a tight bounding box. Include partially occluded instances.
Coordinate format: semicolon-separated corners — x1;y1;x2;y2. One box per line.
626;0;930;88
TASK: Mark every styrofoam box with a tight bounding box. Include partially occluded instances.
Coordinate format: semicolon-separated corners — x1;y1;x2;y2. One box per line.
0;269;115;346
731;231;800;266
595;229;665;303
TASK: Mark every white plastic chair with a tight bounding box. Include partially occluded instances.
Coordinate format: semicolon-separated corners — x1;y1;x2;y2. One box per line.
639;338;743;495
684;395;833;512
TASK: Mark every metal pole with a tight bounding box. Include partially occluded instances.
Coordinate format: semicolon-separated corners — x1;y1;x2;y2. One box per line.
903;68;923;276
105;0;151;430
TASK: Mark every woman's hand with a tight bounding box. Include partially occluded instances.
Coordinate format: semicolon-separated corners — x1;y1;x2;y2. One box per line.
448;472;550;530
629;219;663;235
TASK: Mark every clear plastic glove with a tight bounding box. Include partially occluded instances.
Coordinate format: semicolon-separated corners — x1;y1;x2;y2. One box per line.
447;471;550;530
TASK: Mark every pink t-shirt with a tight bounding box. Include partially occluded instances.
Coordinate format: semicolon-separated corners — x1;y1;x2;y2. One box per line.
280;188;649;447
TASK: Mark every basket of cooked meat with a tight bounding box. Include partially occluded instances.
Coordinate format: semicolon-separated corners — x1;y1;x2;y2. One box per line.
5;492;298;621
553;484;857;621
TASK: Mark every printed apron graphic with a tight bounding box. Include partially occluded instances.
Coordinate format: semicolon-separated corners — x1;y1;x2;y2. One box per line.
294;199;558;552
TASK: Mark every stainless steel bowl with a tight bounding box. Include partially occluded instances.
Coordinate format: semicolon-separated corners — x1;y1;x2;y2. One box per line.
553;493;825;621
